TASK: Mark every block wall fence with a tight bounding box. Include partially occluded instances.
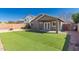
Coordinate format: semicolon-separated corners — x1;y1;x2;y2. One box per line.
0;24;26;30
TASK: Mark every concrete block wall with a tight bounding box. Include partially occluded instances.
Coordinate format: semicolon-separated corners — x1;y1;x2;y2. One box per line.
0;24;26;30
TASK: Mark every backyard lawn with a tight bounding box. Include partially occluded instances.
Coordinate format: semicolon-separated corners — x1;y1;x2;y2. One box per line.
0;31;67;51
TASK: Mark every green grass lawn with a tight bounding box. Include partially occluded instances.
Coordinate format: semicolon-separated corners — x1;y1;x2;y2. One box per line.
0;31;67;51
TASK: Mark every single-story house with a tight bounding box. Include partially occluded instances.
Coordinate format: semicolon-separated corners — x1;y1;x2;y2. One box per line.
30;14;64;32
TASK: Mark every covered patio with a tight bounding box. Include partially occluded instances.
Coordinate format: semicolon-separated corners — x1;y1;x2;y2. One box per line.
38;17;63;33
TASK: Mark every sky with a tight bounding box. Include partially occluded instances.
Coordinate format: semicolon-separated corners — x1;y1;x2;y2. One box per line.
0;8;79;22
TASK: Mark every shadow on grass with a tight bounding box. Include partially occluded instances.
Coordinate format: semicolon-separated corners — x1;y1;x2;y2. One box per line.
25;29;47;33
25;29;58;34
62;34;70;51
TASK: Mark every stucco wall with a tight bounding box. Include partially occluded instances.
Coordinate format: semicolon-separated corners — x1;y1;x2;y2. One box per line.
31;20;40;31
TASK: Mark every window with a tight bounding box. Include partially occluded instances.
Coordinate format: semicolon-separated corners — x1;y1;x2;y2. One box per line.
39;22;43;30
48;22;50;29
52;21;56;26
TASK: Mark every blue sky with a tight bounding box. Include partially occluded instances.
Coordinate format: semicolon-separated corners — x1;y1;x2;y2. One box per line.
0;8;79;22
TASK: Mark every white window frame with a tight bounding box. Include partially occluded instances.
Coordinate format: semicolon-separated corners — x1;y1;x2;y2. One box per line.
52;21;56;27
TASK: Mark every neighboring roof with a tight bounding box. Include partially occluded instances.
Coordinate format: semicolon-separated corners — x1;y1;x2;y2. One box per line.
31;14;64;22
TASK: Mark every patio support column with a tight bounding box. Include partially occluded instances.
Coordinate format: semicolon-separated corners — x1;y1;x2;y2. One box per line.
56;19;59;34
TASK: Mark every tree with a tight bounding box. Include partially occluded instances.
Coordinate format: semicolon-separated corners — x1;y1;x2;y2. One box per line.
72;13;79;23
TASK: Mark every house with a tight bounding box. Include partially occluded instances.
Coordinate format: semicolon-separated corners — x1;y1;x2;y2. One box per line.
30;14;64;33
22;15;36;24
